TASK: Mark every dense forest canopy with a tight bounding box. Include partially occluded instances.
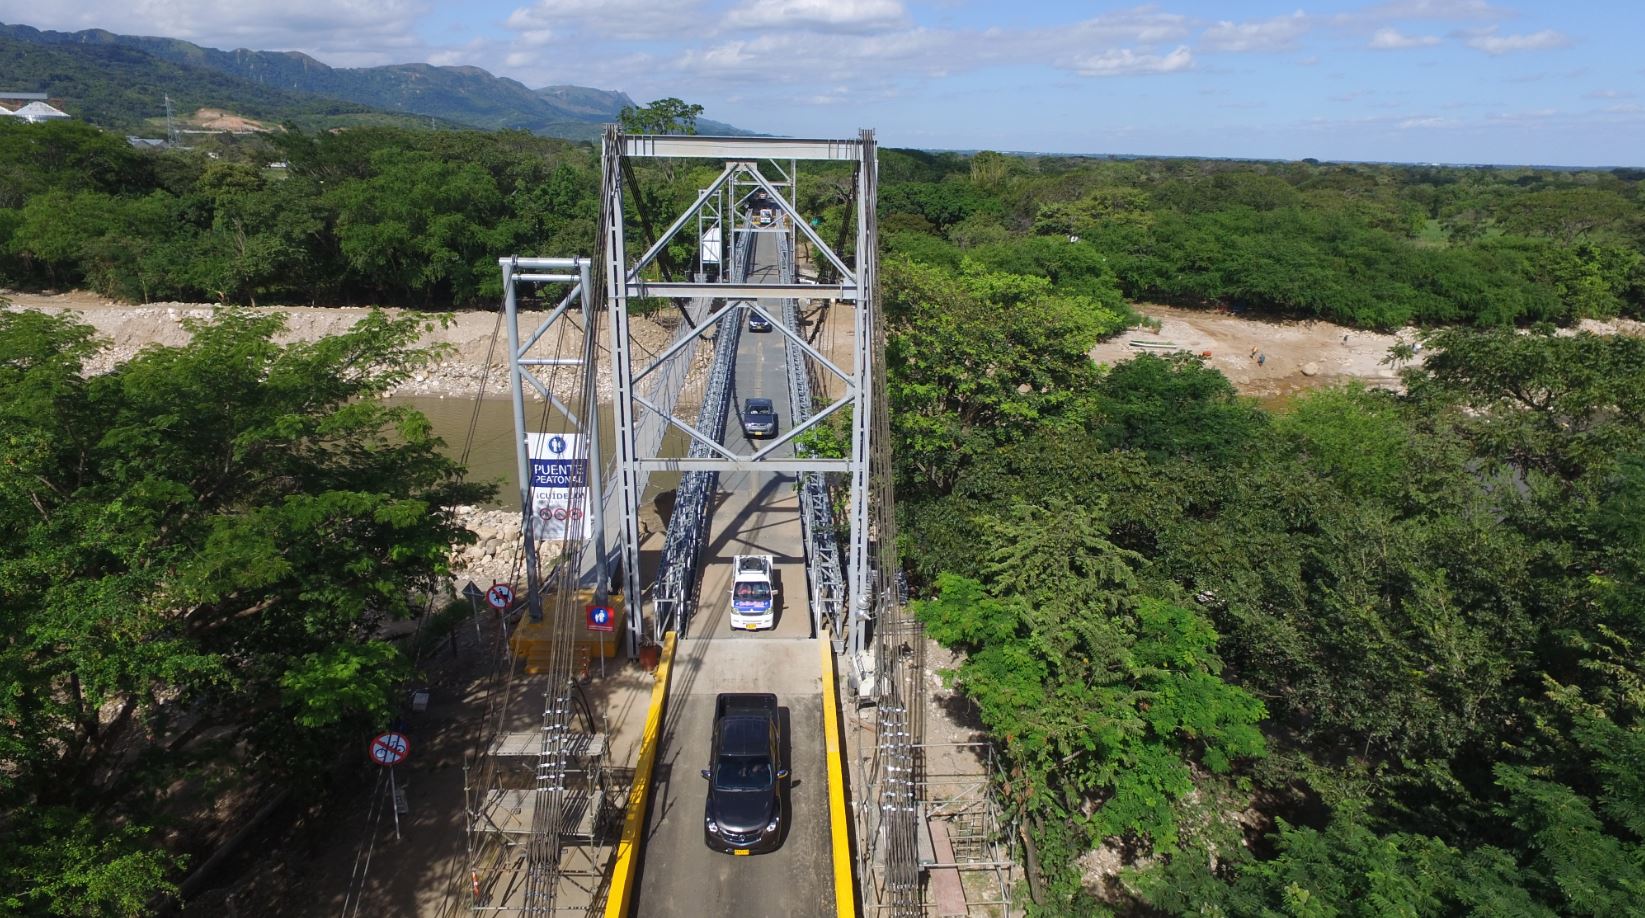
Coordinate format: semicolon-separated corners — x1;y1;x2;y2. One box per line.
874;147;1644;328
3;120;1642;325
0;303;492;914
872;145;1645;914
4;119;1645;915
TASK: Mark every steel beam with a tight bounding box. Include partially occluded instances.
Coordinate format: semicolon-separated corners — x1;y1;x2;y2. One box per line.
501;259;542;622
623;135;864;161
627;281;858;300
604;133;646;657
635;458;850;473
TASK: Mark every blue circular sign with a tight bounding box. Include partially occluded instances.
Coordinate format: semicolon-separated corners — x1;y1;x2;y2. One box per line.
548;435;567;455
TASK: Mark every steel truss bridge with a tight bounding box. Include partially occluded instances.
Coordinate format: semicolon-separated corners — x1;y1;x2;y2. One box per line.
455;130;1016;918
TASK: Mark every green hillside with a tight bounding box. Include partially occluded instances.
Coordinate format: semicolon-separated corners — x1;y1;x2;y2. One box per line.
0;26;445;134
0;22;752;139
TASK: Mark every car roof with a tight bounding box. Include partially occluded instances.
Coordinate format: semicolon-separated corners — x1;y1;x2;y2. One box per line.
745;397;774;409
719;716;772;756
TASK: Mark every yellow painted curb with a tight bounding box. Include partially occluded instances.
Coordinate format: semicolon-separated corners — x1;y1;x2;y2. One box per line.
604;632;676;918
820;637;857;918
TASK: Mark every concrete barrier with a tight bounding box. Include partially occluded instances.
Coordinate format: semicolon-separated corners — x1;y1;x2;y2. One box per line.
820;636;857;918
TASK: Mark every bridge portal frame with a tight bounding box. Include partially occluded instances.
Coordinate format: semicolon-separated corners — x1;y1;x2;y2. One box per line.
600;129;881;660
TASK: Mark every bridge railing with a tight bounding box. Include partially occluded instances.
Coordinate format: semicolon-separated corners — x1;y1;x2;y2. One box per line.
780;230;847;640
650;228;754;637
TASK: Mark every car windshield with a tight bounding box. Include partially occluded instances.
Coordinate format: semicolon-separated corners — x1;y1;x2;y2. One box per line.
715;756;773;790
747;404;773;417
735;582;771;602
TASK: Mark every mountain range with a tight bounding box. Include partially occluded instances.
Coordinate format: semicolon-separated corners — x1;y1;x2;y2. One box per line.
0;22;745;140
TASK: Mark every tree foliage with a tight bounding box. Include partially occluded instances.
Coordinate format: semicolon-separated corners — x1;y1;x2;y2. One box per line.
890;209;1645;912
916;499;1266;909
617;97;704;135
0;309;490;914
0;121;596;307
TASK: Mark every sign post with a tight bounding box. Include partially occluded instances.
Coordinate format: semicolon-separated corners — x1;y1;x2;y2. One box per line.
586;604;616;679
461;580;486;647
369;732;411;839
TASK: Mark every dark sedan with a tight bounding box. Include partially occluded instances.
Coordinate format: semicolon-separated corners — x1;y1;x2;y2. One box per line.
741;398;777;439
747;309;773;332
702;693;788;855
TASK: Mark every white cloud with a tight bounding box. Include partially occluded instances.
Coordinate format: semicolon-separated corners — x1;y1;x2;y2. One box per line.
1340;0;1505;24
672;28;952;88
1462;27;1573;55
1061;7;1193;45
1202;11;1310;52
1584;89;1634;100
1368;27;1441;49
725;0;908;33
1073;45;1192;77
505;0;703;41
1399;115;1459;128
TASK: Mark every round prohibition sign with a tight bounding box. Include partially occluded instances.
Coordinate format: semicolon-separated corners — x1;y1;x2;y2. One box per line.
369;731;410;767
486;583;515;610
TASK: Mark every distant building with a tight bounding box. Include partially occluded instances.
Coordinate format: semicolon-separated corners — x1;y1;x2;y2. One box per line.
0;93;71;123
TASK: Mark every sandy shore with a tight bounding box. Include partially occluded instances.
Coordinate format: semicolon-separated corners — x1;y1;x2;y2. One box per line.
0;290;693;402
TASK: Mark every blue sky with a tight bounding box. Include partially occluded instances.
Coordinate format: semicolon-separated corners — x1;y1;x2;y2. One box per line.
7;0;1643;165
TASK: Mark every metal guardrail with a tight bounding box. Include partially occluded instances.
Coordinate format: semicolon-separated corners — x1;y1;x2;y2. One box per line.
651;228;753;638
780;232;847;640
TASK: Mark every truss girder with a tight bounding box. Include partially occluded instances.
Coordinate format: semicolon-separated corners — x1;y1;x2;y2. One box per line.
602;129;882;663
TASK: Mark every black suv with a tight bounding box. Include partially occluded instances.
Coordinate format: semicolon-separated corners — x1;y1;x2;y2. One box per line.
741;398;777;439
702;693;787;854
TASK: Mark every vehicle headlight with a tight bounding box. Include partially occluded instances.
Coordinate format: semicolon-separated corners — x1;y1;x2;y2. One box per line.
765;817;780;833
705;818;718;832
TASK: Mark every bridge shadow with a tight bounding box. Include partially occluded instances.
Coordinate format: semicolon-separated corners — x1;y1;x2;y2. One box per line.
699;474;797;563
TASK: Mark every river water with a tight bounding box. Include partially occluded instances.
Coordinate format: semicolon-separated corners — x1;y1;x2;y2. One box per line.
386;396;683;510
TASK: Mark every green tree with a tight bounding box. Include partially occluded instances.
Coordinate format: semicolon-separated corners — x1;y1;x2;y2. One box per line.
917;499;1266;910
617;97;705;134
0;308;490;914
884;257;1124;495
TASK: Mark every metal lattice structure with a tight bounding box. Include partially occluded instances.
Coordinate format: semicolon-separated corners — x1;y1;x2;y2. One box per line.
782;229;847;641
651;229;753;638
461;259;620;916
599;130;884;660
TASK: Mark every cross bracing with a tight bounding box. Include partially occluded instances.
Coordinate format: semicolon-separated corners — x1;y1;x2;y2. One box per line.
599;129;885;663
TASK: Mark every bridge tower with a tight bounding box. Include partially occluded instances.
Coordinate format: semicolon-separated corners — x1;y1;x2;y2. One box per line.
596;130;887;668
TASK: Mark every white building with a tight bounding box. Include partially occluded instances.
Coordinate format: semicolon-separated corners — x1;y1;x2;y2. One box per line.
0;96;71;123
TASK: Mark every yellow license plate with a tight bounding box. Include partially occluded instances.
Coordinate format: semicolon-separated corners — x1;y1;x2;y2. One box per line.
733;849;751;856
745;624;759;631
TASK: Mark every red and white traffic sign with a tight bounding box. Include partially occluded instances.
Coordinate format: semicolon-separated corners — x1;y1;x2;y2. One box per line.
369;732;410;767
486;583;515;610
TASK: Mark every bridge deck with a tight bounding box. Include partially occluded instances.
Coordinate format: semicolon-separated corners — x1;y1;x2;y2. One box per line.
632;233;837;917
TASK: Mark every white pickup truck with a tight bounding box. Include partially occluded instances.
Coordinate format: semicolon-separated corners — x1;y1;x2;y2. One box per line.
729;554;777;631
